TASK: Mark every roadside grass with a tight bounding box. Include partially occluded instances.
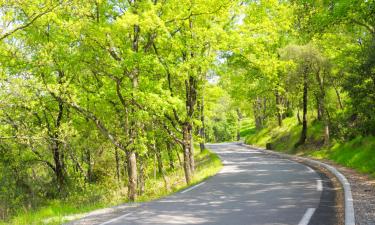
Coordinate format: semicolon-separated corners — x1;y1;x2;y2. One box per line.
1;148;222;225
243;117;375;177
137;147;222;202
240;118;256;138
245;117;302;151
310;136;375;177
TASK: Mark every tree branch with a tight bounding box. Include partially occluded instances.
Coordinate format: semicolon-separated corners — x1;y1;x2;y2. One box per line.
0;4;59;41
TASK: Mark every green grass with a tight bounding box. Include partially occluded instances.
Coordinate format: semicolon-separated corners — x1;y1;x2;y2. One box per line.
239;118;256;138
244;117;302;152
310;136;375;177
243;116;375;177
1;148;222;225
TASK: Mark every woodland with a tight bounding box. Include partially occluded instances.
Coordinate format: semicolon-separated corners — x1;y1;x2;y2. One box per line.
0;0;374;224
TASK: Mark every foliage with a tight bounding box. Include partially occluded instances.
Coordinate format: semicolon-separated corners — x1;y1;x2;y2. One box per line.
0;149;222;225
245;118;375;177
1;0;375;223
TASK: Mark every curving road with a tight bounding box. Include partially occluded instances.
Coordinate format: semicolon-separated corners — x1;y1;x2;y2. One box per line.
69;143;337;225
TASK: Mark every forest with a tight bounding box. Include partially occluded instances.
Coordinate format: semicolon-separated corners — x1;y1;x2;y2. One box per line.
0;0;374;224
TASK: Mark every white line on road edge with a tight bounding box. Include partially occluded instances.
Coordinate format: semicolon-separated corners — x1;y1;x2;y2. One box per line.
317;179;323;191
181;182;206;193
307;166;315;173
298;208;316;225
242;144;356;225
99;213;131;225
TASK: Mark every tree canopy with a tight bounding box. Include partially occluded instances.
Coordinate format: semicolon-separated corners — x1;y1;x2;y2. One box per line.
0;0;374;222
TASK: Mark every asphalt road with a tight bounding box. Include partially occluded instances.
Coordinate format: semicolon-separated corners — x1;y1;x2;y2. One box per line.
70;143;337;225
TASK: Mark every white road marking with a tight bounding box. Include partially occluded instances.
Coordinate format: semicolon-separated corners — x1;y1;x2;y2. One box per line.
317;179;323;191
298;208;316;225
306;166;315;173
99;213;131;225
181;182;206;193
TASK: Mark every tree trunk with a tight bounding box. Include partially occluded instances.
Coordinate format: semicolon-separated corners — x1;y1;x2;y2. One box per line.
123;153;128;183
253;97;263;130
52;142;65;192
297;67;308;146
184;75;196;174
315;94;323;121
320;96;330;146
182;144;192;184
275;89;283;127
86;148;92;183
324;122;330;145
175;147;183;168
166;142;175;170
52;99;65;192
199;96;205;152
127;22;140;202
127;151;137;201
115;148;120;184
155;144;163;174
262;97;267;125
236;109;241;141
334;86;344;110
153;153;157;179
297;108;302;125
315;70;330;146
189;130;195;173
138;155;145;196
182;125;192;184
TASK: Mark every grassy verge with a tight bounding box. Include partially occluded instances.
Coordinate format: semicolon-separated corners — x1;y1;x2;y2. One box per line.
243;117;375;177
239;118;256;138
309;136;375;177
1;148;222;225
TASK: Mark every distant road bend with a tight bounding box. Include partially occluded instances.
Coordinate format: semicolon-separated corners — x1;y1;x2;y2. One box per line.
71;143;338;225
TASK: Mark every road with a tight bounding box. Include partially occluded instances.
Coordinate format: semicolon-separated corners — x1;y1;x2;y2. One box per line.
70;143;338;225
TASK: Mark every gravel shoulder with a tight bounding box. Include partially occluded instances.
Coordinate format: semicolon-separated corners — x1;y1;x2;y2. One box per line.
315;159;375;225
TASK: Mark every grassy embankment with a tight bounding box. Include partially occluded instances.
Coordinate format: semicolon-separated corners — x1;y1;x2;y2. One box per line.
241;117;375;177
2;148;222;225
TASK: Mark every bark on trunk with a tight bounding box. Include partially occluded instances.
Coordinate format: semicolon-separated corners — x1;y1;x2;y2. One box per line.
182;144;192;184
297;67;308;146
115;148;120;183
324;123;330;145
155;144;163;174
123;154;128;182
53;143;65;192
166;142;175;170
127;151;137;201
315;70;330;146
126;21;140;202
199;96;205;152
253;97;263;130
175;147;183;168
297;108;302;125
275;89;283;127
138;155;145;195
189;132;195;173
182;125;192;184
86;148;93;183
334;86;344;110
262;97;267;125
315;94;323;121
184;75;196;175
52;99;65;192
236;109;241;141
